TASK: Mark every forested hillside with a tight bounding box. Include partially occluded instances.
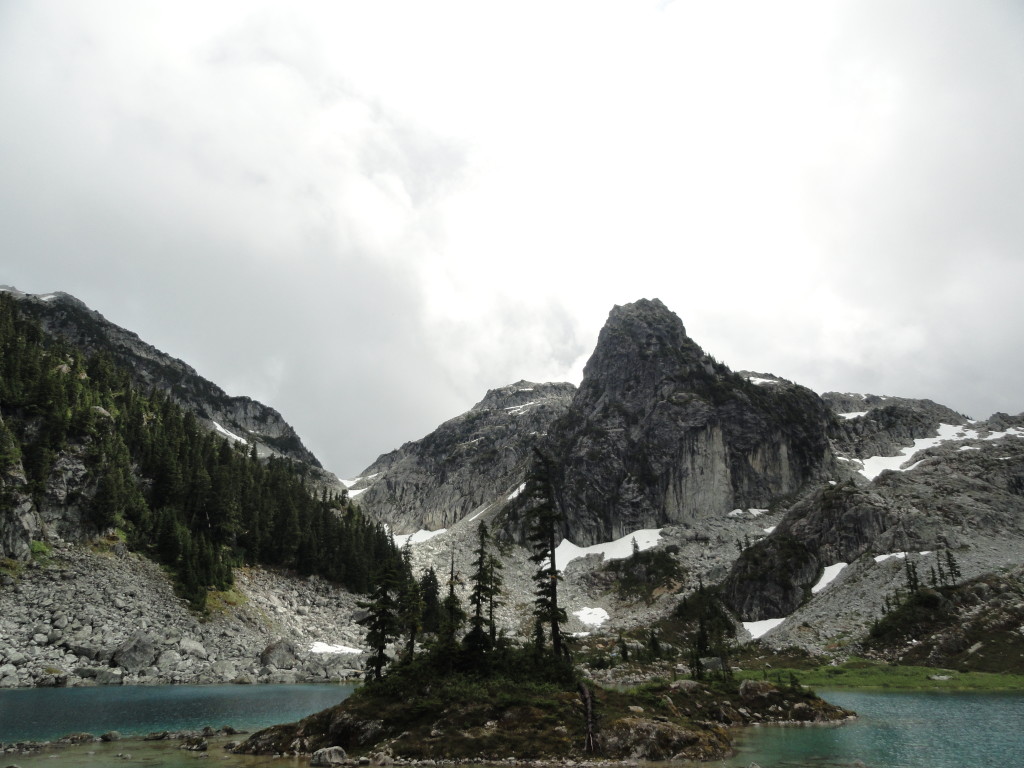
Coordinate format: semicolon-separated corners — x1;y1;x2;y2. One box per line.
0;293;400;609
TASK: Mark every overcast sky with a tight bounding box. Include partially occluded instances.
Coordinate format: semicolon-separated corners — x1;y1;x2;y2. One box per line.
3;1;1023;478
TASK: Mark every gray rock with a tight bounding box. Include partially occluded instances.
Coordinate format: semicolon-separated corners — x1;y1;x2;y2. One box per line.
311;746;348;766
352;381;577;533
259;638;299;669
96;668;125;686
156;649;182;670
179;638;208;659
112;633;158;673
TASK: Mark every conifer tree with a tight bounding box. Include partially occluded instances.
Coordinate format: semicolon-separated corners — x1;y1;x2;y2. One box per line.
436;551;466;667
419;566;442;634
525;448;567;658
464;521;503;658
357;560;402;681
396;541;423;664
944;548;962;584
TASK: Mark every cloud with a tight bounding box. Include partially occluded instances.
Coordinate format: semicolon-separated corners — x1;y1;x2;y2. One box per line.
3;1;1023;474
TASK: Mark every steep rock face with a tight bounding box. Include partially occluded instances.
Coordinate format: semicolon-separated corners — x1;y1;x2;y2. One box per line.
720;483;893;620
721;413;1024;623
3;287;319;467
352;381;576;532
0;413;43;561
543;300;836;546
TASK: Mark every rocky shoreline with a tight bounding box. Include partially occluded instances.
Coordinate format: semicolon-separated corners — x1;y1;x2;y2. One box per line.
0;541;369;689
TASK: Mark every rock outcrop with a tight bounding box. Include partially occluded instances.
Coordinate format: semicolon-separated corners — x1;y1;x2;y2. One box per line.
538;299;836;546
351;380;576;532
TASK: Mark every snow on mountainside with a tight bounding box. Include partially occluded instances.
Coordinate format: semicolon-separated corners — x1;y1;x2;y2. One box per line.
0;286;327;471
5;288;1023;679
370;303;1024;657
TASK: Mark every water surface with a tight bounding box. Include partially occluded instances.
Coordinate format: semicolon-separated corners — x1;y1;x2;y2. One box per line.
0;683;354;743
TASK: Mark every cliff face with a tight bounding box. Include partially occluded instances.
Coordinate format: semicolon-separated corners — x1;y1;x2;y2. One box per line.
4;288;319;467
543;300;836;546
720;408;1024;625
351;381;576;532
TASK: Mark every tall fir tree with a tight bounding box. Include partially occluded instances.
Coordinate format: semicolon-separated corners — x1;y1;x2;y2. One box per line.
464;521;503;658
525;447;567;658
357;560;403;681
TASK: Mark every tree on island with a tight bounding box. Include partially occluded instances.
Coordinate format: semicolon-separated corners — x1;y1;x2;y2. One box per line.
525;447;568;658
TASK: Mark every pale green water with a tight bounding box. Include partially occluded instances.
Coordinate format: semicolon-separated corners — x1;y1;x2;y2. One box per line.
2;686;1022;767
723;689;1024;768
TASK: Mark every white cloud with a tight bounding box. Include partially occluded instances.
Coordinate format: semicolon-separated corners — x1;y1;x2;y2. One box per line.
2;1;1023;474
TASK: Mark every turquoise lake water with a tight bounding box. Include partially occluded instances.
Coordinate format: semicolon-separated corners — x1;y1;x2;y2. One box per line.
725;689;1024;768
1;685;1022;767
0;683;355;742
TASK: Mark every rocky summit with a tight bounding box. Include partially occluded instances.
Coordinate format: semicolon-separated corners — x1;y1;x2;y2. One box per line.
537;299;836;546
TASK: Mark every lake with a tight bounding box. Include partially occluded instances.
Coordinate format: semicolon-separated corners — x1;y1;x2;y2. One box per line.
0;683;355;743
2;685;1022;767
725;689;1024;768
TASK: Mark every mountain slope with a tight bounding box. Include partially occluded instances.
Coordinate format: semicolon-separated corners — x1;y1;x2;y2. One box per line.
349;380;576;532
1;286;320;467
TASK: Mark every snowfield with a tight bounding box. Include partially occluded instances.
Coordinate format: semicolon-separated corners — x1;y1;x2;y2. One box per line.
309;641;363;655
392;529;448;548
573;607;610;627
854;423;1024;480
812;562;848;593
743;617;786;639
555;529;663;567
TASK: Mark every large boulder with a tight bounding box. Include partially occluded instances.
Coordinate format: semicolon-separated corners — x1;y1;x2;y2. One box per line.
111;633;158;673
311;746;348;766
259;638;299;669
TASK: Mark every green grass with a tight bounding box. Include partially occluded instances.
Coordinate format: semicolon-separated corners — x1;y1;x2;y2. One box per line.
737;657;1024;691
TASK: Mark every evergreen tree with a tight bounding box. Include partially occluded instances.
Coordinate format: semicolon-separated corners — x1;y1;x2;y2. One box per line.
525;448;567;658
357;561;403;681
944;549;962;584
436;551;466;667
419;566;442;635
464;522;503;659
396;542;423;664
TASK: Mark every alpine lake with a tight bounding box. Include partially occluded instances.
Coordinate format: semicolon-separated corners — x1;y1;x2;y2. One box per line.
1;684;1022;768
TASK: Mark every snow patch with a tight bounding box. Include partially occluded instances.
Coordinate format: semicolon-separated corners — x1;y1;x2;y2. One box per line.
342;472;379;489
839;411;868;420
504;401;537;415
573;607;610;627
212;421;247;444
728;508;768;519
744;618;786;639
555;529;662;567
812;563;848;594
874;552;907;563
763;525;776;534
392;529;447;548
310;642;362;655
347;488;368;498
507;483;527;501
746;376;779;386
859;423;1024;480
466;504;491;522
